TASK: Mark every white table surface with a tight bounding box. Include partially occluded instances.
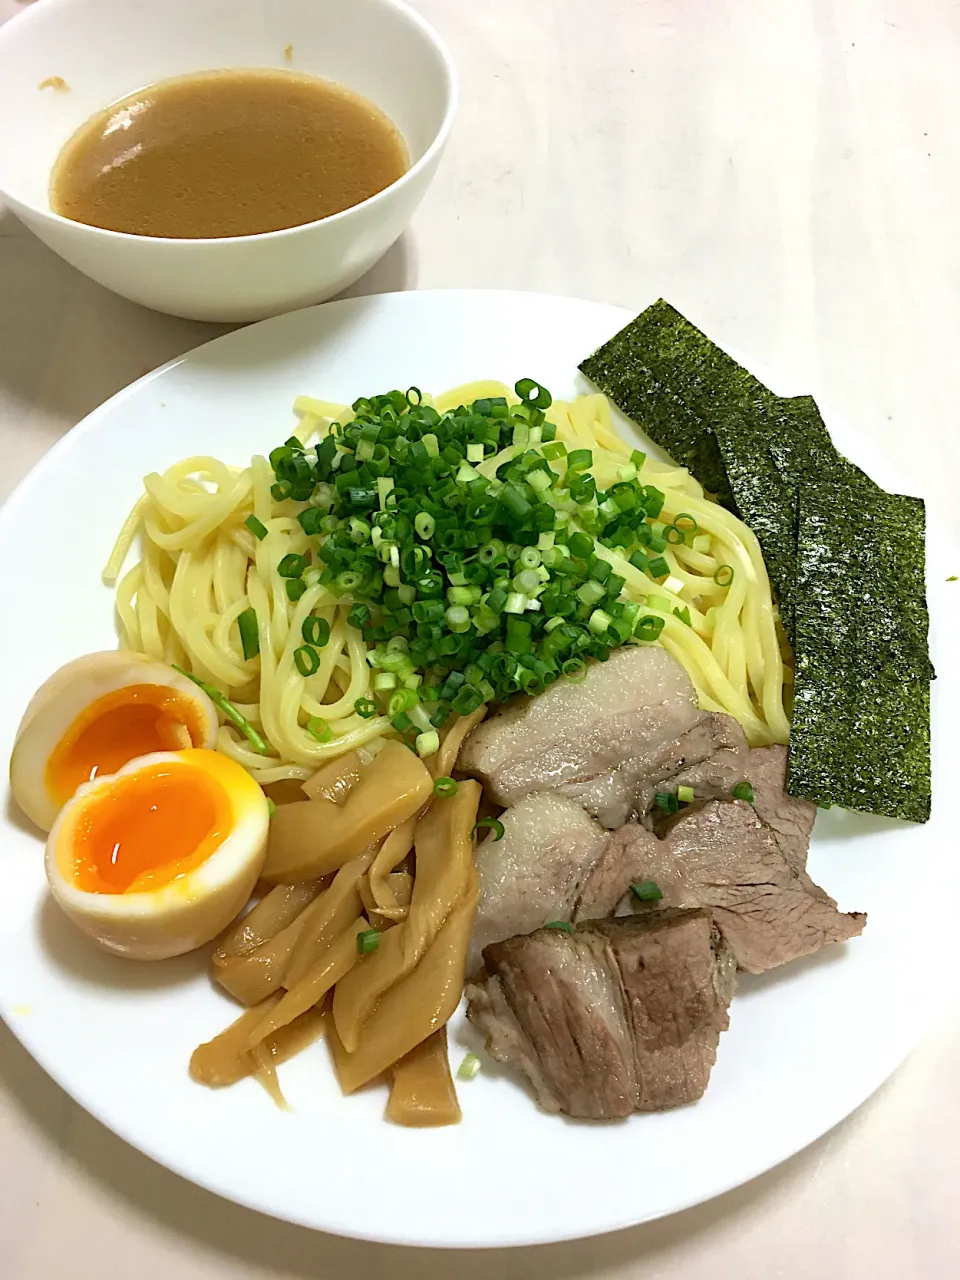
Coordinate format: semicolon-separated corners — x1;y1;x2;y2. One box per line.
2;0;959;1274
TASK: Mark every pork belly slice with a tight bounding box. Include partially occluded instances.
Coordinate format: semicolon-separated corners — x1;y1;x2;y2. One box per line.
459;646;717;827
466;910;735;1119
467;792;607;977
577;800;865;974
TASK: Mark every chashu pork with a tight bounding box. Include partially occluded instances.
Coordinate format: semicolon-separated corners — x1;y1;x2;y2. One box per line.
466;910;736;1119
577;799;865;974
467;792;607;976
648;743;814;870
459;646;745;827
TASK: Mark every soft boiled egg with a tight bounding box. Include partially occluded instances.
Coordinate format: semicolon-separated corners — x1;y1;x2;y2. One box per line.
45;749;269;960
9;651;218;832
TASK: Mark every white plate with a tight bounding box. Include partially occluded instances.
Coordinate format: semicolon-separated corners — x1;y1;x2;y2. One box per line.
0;290;956;1248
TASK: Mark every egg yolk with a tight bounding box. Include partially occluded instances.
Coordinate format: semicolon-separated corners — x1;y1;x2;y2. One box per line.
46;684;208;805
69;761;231;894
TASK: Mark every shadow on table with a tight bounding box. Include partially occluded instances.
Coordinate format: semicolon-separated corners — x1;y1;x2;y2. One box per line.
0;1014;882;1280
0;207;415;434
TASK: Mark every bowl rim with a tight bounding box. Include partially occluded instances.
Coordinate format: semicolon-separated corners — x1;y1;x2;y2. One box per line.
0;0;458;247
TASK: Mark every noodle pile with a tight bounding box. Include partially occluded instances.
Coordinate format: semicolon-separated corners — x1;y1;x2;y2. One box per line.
104;382;789;773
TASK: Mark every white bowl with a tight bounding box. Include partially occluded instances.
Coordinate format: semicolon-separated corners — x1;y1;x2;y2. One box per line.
0;0;456;322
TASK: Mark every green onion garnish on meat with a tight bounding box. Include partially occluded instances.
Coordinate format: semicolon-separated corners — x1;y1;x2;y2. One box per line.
544;920;574;934
473;817;505;841
732;781;755;803
677;785;695;803
630;880;663;901
654;791;679;815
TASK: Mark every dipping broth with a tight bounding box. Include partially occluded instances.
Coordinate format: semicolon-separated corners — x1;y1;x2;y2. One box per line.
50;69;409;239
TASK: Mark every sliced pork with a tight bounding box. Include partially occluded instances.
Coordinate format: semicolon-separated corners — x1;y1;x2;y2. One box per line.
467;792;606;976
460;646;737;827
577;800;865;973
649;743;814;870
466;910;735;1119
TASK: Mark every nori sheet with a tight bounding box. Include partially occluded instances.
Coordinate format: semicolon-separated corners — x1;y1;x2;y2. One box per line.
578;298;933;822
788;652;931;823
792;482;933;683
767;394;881;496
578;301;734;507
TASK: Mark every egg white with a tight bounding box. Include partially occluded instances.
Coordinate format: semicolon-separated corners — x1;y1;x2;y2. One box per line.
45;749;269;961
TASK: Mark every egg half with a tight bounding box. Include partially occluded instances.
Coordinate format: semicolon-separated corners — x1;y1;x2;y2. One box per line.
45;749;269;960
10;651;218;832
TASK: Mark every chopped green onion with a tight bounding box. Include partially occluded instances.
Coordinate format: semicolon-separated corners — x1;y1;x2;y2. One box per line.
635;614;665;643
631;880;663;901
306;716;332;742
544;920;574;934
245;514;268;541
277;552;308;579
357;929;380;955
473;817;505;841
415;511;436;540
565;448;593;474
677;785;695;803
302;616;330;648
515;377;553;409
654;790;679;815
457;1052;482;1081
266;797;276;818
294;645;321;677
237;607;260;660
445;604;471;633
673;513;697;534
373;671;397;691
354;697;377;719
647;556;670;580
713;564;735;587
285;578;307;602
433;776;458;798
732;780;755;803
415;729;440;757
673;605;692;627
171;665;269;755
387;688;418;717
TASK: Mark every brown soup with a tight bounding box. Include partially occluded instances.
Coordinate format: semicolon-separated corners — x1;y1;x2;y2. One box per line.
50;69;409;239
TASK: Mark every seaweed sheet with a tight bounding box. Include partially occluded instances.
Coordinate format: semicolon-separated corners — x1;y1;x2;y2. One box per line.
792;481;933;683
578;301;734;507
788;653;931;823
